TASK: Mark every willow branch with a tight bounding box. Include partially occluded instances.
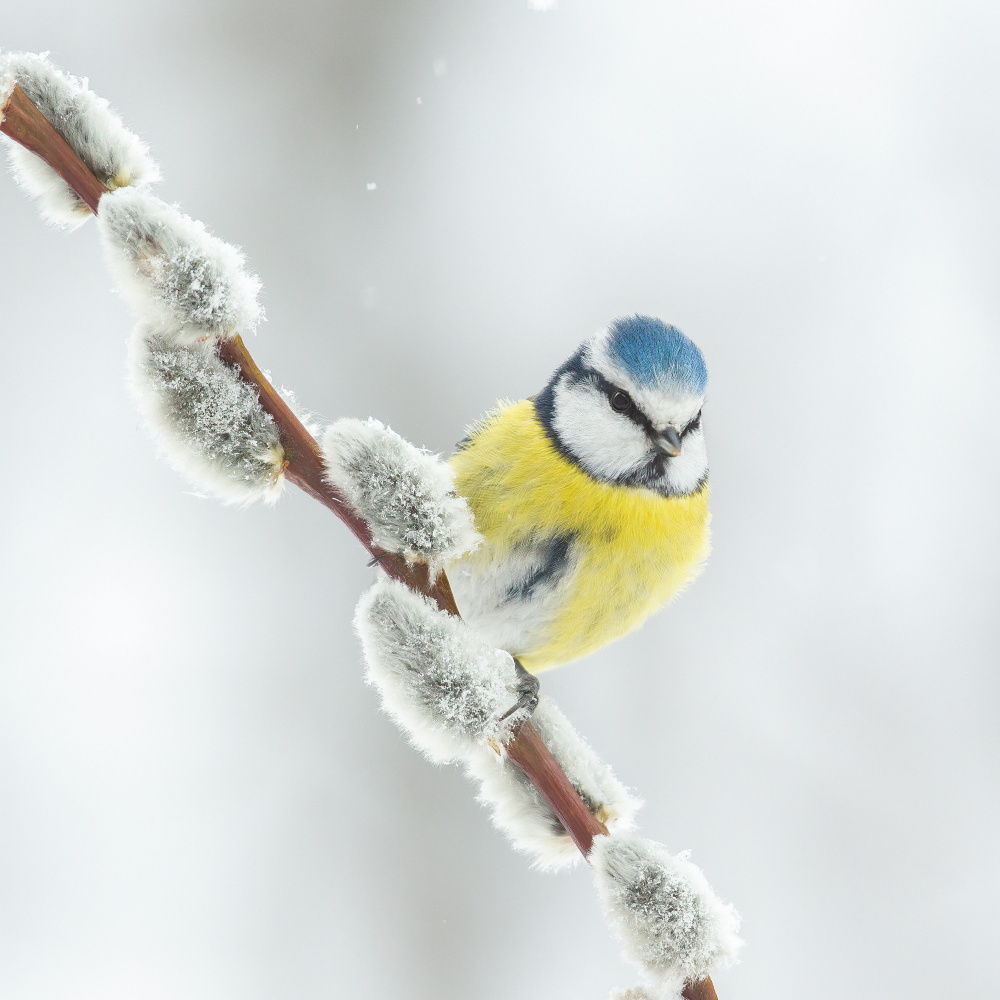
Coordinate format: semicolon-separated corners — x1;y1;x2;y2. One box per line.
0;84;106;212
1;84;716;999
0;80;608;854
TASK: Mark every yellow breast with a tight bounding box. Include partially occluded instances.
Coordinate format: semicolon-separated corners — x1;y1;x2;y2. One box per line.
450;399;710;672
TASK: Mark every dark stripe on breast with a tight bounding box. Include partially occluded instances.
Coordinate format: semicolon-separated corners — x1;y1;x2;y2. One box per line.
502;534;574;604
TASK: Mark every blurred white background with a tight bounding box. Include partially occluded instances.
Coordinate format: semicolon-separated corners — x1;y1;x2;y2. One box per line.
2;2;998;998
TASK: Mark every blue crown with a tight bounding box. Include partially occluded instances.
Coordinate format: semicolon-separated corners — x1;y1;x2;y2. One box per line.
605;315;707;395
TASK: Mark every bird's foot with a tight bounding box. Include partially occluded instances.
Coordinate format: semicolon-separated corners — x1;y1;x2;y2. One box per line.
499;658;540;729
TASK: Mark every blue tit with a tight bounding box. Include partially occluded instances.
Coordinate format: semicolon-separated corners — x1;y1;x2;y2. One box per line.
448;314;710;683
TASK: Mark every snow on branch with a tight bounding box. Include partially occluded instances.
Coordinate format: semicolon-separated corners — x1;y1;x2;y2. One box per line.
355;579;740;994
130;326;286;504
0;50;158;227
95;182;274;501
356;578;518;762
0;61;14;113
466;696;642;870
98;187;263;343
323;418;481;575
592;835;742;999
357;582;640;868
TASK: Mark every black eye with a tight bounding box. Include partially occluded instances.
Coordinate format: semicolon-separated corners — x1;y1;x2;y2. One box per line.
685;409;702;434
610;390;633;413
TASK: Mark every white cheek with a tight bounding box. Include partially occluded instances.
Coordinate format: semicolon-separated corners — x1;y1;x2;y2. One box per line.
552;381;648;479
667;427;708;493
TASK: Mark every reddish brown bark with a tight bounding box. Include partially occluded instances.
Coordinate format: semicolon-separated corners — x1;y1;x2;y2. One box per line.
1;84;107;212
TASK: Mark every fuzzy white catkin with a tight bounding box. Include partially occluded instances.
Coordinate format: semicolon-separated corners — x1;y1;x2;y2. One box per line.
464;695;642;870
98;187;263;344
323;418;481;573
129;325;285;505
1;62;15;111
591;834;742;1000
355;579;518;763
0;50;160;227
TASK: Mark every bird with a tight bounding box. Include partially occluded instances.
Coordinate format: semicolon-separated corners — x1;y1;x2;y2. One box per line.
446;314;710;712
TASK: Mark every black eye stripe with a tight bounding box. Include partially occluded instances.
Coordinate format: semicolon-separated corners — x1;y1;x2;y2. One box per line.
682;410;702;436
562;367;701;442
583;370;658;435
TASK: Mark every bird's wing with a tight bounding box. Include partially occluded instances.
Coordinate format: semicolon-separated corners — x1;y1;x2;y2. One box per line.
499;533;575;605
447;531;579;657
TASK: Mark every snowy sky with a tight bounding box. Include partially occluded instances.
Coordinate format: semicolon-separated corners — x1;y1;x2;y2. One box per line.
2;3;999;999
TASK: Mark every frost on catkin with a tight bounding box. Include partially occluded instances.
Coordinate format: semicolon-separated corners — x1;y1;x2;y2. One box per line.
99;187;262;343
1;62;15;112
129;326;285;504
0;51;159;227
355;579;517;763
465;696;642;870
591;834;741;1000
323;418;481;573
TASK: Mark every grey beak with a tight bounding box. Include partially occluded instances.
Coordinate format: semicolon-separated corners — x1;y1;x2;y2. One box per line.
655;427;683;458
